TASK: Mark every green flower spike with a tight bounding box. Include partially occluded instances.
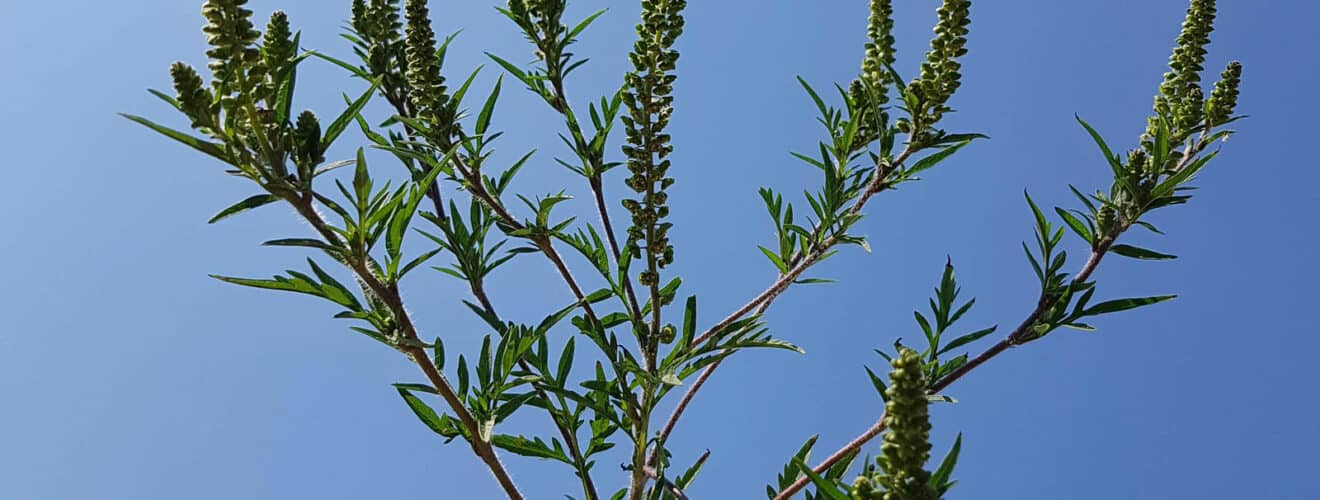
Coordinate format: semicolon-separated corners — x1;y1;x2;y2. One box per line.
861;0;896;95
1206;61;1242;127
849;0;897;148
201;0;262;92
622;0;686;287
879;347;938;500
262;11;295;77
1148;0;1217;138
294;110;324;168
403;0;454;138
352;0;405;82
171;62;215;130
910;0;971;128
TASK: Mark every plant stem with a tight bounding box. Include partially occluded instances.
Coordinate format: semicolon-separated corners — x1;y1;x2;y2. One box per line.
287;197;526;500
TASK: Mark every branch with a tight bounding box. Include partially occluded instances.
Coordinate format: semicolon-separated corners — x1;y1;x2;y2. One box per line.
690;145;917;348
287;197;526;500
650;144;918;466
770;240;1112;500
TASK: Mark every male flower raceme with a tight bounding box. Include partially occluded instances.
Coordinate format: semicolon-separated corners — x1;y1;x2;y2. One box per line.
851;347;938;500
622;0;686;287
402;0;456;141
909;0;971;130
1206;61;1242;127
1152;0;1217;135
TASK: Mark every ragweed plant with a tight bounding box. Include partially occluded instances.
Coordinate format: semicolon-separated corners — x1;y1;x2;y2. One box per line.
127;0;1243;498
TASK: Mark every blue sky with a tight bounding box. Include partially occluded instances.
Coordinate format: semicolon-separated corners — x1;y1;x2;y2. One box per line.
2;0;1317;498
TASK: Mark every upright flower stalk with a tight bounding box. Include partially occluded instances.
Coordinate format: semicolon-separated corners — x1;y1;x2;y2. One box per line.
852;348;938;500
622;0;685;360
908;0;971;133
1149;0;1217;138
402;0;457;143
850;0;897;146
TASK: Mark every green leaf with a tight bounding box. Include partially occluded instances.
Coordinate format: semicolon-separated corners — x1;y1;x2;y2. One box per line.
566;9;608;43
1110;244;1177;260
758;246;788;273
1081;295;1177;317
905;139;973;177
1074;115;1125;180
790;458;849;500
396;387;462;438
937;326;998;356
1055;207;1094;245
309;50;372;79
929;433;962;495
121;114;232;164
209;274;321;298
865;366;888;402
208;194;280;224
475;75;502;136
323;79;381;149
306;259;361;310
274;32;302;124
492;434;569;462
797;76;829;119
262;238;339;253
485;53;532;87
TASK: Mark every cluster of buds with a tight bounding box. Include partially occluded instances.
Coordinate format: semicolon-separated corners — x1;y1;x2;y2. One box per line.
506;0;567;50
621;0;686;287
294;110;325;168
202;0;262;95
1100;0;1240;235
171;2;322;190
171;62;216;132
402;0;458;142
1205;61;1242;127
852;347;938;500
848;0;897;149
260;12;296;98
350;0;407;96
1149;0;1217;138
907;0;971;131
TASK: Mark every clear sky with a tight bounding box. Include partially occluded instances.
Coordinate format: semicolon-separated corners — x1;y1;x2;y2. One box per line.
2;1;1317;498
